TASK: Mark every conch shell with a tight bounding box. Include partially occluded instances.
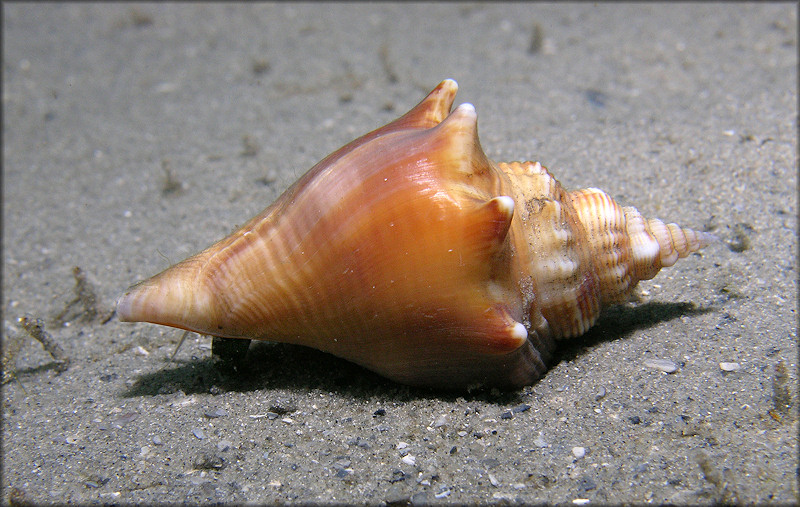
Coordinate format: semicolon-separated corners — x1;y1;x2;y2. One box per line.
118;79;712;389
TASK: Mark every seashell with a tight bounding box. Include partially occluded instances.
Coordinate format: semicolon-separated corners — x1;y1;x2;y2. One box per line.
117;79;713;389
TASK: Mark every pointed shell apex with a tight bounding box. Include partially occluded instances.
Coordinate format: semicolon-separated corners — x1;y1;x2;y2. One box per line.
494;195;515;216
511;322;528;341
454;102;477;117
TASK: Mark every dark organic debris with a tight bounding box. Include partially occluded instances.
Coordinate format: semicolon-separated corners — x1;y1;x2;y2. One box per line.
161;159;184;196
379;42;399;84
584;89;608;108
251;58;271;76
694;449;739;503
241;134;259;157
19;316;70;373
128;8;154;28
771;360;793;421
195;453;225;470
528;22;544;54
727;223;753;253
52;267;113;326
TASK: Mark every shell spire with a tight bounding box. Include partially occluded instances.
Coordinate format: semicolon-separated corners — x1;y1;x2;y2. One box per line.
118;79;713;390
569;188;714;305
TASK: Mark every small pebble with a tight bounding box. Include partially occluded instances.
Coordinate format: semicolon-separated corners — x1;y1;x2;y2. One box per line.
595;386;607;400
572;446;586;459
434;488;451;499
500;411;513;420
373;408;386;417
192;428;205;439
133;346;150;356
719;362;741;372
390;469;405;483
152;435;163;446
644;358;678;373
533;435;548;448
204;408;228;418
397;441;409;450
578;476;597;491
217;440;232;452
434;414;448;428
573;499;590;505
401;454;416;466
110;412;138;428
512;403;531;413
488;472;500;487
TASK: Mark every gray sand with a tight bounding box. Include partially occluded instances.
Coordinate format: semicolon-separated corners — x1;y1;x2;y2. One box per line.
3;3;797;504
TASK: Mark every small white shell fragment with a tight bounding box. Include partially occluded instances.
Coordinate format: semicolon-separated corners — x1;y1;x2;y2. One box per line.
719;362;741;372
133;346;150;356
397;441;408;450
488;472;500;487
644;358;678;373
572;446;586;458
573;499;591;505
401;454;416;466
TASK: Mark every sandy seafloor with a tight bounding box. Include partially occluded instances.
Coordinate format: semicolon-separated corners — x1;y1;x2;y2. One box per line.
2;3;797;505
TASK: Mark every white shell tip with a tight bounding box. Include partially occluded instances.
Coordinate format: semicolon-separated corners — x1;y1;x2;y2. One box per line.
511;322;528;341
456;103;476;116
494;196;515;215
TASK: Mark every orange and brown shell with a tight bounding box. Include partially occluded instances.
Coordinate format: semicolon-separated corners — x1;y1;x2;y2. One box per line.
117;79;712;389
